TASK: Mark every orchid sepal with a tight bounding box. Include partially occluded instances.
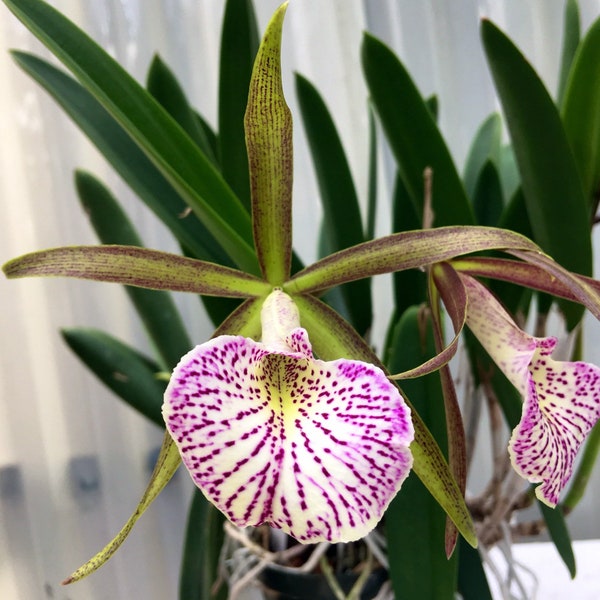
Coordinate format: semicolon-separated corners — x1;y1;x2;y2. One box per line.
245;2;293;285
62;431;181;584
2;245;271;297
284;226;542;295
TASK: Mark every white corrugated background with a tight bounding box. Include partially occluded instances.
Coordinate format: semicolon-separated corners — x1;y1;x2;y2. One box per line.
1;1;600;598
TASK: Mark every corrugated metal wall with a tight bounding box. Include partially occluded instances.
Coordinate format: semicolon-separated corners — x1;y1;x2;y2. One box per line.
1;1;600;598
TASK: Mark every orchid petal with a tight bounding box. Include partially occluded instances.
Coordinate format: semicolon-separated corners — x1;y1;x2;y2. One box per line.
163;291;413;543
460;273;600;506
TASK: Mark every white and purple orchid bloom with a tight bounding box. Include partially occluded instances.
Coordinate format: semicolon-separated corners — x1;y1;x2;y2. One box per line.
458;272;600;506
162;289;414;543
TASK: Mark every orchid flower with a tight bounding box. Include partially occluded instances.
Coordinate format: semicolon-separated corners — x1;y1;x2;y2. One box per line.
163;288;413;542
459;272;600;506
7;0;600;585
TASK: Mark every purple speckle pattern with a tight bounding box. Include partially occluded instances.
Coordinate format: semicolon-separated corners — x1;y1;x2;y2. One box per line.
162;329;413;543
460;273;600;506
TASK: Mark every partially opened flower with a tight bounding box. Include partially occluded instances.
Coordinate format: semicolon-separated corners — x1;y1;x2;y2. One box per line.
162;289;414;543
460;273;600;506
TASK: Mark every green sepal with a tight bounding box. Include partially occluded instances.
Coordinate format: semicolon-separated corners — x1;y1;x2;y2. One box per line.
245;1;293;284
285;226;541;296
62;431;181;584
3;245;270;297
219;0;259;208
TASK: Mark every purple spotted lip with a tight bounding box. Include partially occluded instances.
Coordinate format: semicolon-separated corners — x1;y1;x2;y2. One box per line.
162;291;414;543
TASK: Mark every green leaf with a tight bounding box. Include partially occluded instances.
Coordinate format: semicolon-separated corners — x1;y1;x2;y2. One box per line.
179;491;226;600
557;0;581;107
146;55;218;167
562;13;600;207
285;225;541;295
3;245;271;297
539;502;576;578
12;51;231;266
61;327;166;427
362;33;473;226
294;294;477;548
463;113;503;201
498;144;520;203
295;73;372;336
481;19;592;329
75;171;191;369
245;2;293;284
390;173;427;319
63;432;181;584
219;0;259;208
386;306;458;599
366;104;378;241
457;537;493;600
472;161;504;227
4;0;257;273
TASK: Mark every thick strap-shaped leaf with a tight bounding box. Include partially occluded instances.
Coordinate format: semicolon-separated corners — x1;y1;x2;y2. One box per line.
179;490;225;600
12;51;231;266
219;0;259;208
3;0;257;272
63;431;181;583
463;113;503;202
75;171;191;369
557;0;581;107
562;13;600;206
245;2;293;284
62;327;166;426
285;226;541;295
146;55;218;167
482;19;592;329
294;294;477;548
362;32;473;226
386;306;459;598
2;246;270;297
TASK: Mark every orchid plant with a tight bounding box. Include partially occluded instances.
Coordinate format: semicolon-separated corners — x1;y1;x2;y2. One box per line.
3;0;600;598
